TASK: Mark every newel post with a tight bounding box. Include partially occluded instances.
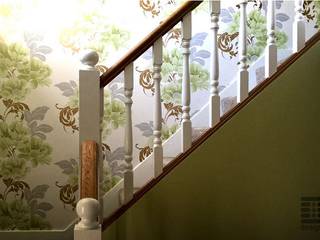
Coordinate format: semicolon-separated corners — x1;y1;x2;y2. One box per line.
74;51;103;240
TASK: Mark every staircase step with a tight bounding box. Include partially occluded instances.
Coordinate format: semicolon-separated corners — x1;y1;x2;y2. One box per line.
163;156;175;166
192;127;209;141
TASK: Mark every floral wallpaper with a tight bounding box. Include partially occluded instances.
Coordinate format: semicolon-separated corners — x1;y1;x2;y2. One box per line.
0;0;319;230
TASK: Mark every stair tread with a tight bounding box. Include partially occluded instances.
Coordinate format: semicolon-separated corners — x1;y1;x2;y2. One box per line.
192;127;209;141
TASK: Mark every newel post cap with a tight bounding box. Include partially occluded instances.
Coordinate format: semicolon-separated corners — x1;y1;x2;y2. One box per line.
80;50;99;69
76;198;100;230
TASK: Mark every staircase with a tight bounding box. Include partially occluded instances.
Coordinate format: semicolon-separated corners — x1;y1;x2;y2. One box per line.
2;0;320;239
104;38;320;240
70;0;320;239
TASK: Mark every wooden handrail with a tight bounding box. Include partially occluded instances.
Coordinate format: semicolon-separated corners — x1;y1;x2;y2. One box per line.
100;0;203;88
102;31;320;230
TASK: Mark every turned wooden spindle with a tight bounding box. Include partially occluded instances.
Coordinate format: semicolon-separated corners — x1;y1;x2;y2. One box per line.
237;1;249;103
181;12;192;152
153;38;163;178
209;0;221;127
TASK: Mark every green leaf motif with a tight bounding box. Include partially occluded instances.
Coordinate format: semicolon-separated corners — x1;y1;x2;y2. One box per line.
59;11;130;62
0;121;52;178
0;199;51;230
161;48;209;104
228;9;288;61
0;41;51;101
30;185;50;200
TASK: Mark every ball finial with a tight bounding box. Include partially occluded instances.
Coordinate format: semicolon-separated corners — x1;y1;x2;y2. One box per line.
80;50;99;68
76;198;100;229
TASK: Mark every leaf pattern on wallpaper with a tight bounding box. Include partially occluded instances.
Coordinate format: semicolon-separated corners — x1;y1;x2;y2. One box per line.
0;110;53;216
248;0;263;10
24;32;52;62
0;176;53;230
139;0;177;18
140;0;161;18
0;98;30;121
0;35;53;229
54;81;79;132
55;158;78;210
135;121;154;138
55;80;126;136
217;32;239;59
134;101;182;162
135;144;153;162
59;11;130;62
163;102;182;123
161;47;209;103
55;105;79;133
55;146;126;210
164;27;182;46
223;8;288;62
260;0;289;29
0;106;53;179
301;0;320;29
102;146;126;193
136;67;155;96
0;40;51;101
25;106;53;140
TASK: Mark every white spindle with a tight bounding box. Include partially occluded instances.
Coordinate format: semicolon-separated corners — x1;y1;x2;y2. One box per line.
265;0;277;78
181;13;192;152
293;0;305;52
76;51;102;240
153;38;163;177
123;63;134;203
237;0;249;103
209;0;221;127
74;198;101;240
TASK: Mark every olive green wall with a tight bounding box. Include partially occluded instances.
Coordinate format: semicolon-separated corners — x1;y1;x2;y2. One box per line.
104;40;320;240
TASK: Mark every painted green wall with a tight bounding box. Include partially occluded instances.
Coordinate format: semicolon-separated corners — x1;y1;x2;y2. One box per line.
104;41;320;240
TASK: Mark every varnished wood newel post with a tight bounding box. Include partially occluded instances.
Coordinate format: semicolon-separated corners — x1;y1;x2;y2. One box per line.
74;51;102;240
